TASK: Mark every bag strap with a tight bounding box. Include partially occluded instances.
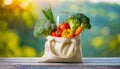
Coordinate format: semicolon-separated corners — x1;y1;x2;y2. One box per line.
49;38;77;58
64;38;77;58
56;11;70;26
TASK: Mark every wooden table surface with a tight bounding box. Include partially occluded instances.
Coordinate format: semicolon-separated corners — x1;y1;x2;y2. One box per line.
0;58;120;69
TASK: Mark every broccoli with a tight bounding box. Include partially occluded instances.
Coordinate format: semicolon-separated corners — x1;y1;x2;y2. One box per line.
66;17;81;32
34;20;56;37
66;13;91;32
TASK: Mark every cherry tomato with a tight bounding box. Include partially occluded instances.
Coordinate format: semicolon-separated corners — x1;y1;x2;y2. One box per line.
58;22;70;31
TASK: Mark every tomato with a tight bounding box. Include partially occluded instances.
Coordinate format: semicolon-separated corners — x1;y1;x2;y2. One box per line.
51;30;62;37
58;22;70;31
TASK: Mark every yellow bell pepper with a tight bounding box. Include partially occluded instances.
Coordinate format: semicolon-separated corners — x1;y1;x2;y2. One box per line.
62;29;74;38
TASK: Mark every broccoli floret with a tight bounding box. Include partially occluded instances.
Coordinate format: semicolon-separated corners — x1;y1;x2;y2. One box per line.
33;21;56;37
66;17;81;32
71;13;91;29
66;13;91;32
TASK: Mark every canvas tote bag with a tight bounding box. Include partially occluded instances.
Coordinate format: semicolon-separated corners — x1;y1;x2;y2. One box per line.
39;12;83;62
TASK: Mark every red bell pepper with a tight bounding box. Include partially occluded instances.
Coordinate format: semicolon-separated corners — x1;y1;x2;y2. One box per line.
58;22;70;31
51;30;62;37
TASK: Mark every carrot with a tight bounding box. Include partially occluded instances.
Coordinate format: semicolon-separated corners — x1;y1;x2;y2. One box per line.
75;26;83;36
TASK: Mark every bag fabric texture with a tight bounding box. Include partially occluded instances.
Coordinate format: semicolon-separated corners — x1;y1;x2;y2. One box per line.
39;36;83;62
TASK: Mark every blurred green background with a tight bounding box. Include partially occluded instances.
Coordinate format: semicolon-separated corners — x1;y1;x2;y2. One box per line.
0;0;120;57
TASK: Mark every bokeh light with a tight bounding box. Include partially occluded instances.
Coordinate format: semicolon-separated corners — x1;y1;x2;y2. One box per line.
101;27;110;36
4;0;12;5
92;36;104;48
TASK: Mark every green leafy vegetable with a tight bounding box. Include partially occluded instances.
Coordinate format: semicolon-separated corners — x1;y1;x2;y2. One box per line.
33;6;56;38
42;6;55;23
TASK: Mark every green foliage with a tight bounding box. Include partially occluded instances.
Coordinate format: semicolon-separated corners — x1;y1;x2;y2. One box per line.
42;6;55;23
0;0;38;57
21;46;37;57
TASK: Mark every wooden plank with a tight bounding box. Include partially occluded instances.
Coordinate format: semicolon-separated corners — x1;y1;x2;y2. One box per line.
0;58;120;69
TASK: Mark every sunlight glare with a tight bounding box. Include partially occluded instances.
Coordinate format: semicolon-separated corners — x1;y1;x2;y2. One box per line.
20;2;29;9
4;0;13;5
19;0;33;9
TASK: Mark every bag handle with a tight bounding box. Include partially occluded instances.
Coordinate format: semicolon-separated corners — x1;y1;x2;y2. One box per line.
60;38;77;58
49;38;77;58
56;11;70;26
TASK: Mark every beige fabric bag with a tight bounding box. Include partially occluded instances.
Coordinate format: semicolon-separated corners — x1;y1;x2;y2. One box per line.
39;36;83;62
39;11;82;62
